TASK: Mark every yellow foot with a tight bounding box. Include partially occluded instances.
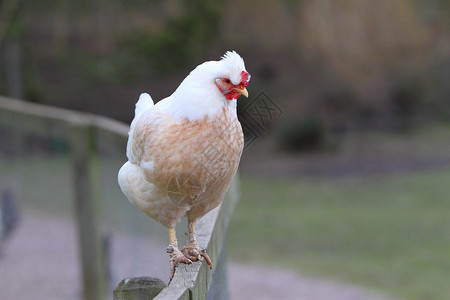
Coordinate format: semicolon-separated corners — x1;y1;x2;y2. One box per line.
181;241;213;270
167;245;192;284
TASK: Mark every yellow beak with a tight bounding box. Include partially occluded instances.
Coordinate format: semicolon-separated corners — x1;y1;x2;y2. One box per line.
235;87;249;98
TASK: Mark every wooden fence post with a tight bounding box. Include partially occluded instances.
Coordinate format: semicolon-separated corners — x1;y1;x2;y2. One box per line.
114;277;166;300
70;121;106;300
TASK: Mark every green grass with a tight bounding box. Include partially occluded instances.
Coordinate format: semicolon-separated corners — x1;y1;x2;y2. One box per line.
228;171;450;300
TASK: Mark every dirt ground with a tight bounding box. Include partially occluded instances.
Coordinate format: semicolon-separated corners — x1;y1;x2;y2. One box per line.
0;212;395;300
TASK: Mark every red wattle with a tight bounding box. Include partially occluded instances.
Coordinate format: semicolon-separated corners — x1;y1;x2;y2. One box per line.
225;91;240;100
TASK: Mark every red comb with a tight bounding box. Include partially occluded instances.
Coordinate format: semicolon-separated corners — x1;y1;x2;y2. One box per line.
241;71;249;83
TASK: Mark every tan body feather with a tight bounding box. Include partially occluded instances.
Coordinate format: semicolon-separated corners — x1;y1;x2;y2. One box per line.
118;106;243;228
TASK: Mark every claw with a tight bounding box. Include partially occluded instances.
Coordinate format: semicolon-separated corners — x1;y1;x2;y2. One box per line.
201;249;213;269
167;246;192;284
181;245;213;270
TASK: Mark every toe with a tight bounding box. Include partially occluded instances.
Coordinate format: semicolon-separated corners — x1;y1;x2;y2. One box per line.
182;248;201;261
183;252;202;262
178;255;193;264
200;250;213;269
168;250;193;284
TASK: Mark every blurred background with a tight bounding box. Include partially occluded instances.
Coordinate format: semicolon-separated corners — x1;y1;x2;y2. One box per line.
1;0;450;299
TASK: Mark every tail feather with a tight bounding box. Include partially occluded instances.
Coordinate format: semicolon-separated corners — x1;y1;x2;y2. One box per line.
135;93;154;117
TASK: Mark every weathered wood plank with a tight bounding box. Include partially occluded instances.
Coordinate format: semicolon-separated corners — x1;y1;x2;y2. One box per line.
206;245;229;300
0;96;129;137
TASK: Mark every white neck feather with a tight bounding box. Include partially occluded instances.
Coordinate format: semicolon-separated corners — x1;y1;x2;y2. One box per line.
162;61;238;121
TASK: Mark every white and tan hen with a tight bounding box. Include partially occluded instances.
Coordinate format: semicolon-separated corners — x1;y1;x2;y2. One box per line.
118;51;250;282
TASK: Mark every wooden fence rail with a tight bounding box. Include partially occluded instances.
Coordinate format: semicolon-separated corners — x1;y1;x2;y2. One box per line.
0;96;239;300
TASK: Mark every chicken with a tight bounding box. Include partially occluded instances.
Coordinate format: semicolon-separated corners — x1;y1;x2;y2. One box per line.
118;51;250;282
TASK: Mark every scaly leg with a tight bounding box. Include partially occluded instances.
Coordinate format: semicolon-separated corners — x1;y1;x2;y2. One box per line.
166;227;191;284
181;219;212;269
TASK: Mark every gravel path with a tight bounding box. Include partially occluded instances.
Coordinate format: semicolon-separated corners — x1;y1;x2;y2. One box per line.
228;265;394;300
0;212;395;300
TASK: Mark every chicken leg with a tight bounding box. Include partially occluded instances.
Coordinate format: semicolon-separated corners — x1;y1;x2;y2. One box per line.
181;219;212;268
167;227;192;283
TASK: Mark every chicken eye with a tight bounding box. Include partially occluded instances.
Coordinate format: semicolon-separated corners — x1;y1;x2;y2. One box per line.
223;78;231;84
